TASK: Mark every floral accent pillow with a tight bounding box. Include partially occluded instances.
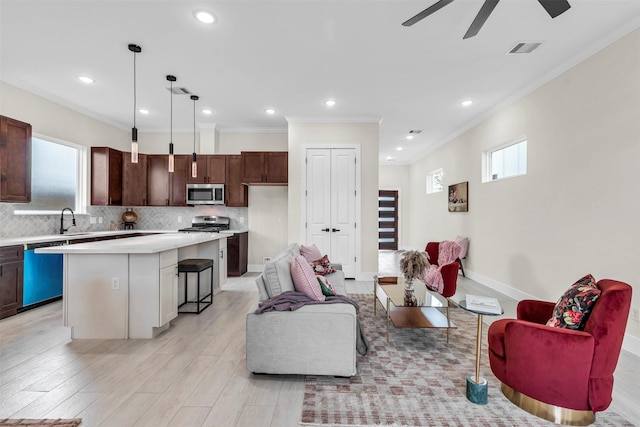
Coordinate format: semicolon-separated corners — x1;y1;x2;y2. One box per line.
546;274;601;330
317;276;336;296
310;255;336;276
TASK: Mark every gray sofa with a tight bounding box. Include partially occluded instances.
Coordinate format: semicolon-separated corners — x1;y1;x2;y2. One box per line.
246;243;358;377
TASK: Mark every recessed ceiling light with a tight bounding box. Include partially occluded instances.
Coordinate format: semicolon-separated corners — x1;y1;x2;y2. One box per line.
202;109;214;115
406;135;414;140
461;100;473;107
77;76;94;84
195;11;215;24
324;99;336;107
386;156;395;162
396;147;403;151
265;108;276;115
139;109;149;115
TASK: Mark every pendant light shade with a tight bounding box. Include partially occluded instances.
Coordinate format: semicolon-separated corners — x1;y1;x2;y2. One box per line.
128;44;142;163
191;95;199;178
167;75;176;173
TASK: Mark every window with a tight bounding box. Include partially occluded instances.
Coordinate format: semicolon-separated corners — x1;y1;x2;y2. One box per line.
426;168;444;194
486;138;527;182
15;136;85;213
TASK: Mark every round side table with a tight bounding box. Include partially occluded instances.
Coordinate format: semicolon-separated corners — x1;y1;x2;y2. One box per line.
459;299;503;405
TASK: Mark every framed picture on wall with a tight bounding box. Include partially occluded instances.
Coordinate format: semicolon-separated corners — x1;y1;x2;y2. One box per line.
448;181;468;212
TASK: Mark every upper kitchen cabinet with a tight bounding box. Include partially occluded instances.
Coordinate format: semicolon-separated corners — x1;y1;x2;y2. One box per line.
91;147;122;206
122;152;148;206
0;115;31;203
225;155;248;207
187;155;226;184
147;154;188;206
241;151;288;185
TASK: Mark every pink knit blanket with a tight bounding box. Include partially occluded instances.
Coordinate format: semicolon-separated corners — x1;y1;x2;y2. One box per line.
421;241;462;294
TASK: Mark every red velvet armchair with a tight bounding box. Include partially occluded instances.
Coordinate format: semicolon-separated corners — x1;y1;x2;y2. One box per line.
487;279;632;425
425;242;459;299
425;242;460;341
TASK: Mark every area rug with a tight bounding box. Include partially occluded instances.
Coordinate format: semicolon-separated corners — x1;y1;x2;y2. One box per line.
0;420;81;427
301;294;634;427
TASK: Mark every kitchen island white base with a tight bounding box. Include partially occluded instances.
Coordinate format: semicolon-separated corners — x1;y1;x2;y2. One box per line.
41;233;226;339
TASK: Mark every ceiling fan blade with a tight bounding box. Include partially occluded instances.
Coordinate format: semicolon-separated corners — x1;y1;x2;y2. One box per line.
463;0;499;39
538;0;571;18
402;0;455;27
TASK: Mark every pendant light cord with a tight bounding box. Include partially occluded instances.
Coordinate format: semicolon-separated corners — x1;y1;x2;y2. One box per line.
170;80;173;143
133;51;137;129
193;97;196;151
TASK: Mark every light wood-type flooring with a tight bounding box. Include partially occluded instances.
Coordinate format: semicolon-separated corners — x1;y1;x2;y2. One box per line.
0;252;638;426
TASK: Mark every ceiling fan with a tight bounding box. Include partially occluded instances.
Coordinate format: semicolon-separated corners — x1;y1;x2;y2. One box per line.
402;0;571;39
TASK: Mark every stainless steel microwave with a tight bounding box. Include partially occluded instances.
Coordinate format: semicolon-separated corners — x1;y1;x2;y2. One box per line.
186;183;225;205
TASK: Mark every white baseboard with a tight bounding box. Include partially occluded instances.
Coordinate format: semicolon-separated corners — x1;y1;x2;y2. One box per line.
466;269;640;358
247;264;263;273
466;270;538;302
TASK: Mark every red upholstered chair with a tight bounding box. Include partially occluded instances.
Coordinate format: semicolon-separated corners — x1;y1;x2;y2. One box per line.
487;279;632;425
424;242;459;340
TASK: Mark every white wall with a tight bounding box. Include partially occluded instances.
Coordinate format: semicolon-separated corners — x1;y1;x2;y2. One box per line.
287;121;380;277
408;29;640;345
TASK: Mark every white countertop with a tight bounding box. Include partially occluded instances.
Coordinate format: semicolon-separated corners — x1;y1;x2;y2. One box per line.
0;230;174;248
34;232;227;255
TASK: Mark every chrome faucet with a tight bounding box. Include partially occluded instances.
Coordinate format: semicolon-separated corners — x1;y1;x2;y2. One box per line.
60;207;76;234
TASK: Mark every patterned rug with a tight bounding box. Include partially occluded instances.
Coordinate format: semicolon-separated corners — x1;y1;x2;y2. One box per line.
0;420;82;427
301;294;634;427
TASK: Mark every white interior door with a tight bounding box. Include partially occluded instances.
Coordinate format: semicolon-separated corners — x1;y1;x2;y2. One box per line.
305;148;357;278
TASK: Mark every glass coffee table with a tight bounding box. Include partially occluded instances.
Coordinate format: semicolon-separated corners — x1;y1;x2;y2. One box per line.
374;275;456;342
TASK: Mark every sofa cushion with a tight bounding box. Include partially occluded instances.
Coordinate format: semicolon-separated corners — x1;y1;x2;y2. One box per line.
291;255;325;301
546;274;601;330
263;250;297;299
300;243;322;262
310;255;336;276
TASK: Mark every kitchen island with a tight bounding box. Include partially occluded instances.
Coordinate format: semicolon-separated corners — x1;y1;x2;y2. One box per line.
37;233;227;339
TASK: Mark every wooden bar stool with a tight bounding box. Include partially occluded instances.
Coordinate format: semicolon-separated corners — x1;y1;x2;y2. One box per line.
177;258;213;314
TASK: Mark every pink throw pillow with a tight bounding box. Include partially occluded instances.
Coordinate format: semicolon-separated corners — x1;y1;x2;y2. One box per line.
290;255;325;301
300;244;322;263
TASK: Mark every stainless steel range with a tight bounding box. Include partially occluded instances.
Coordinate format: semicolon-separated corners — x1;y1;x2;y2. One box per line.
178;215;230;233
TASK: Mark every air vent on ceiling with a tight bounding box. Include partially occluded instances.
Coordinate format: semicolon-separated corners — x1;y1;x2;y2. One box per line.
168;87;191;95
507;42;542;55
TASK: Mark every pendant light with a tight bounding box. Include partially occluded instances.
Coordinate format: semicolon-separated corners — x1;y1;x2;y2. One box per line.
166;75;176;173
128;44;142;163
191;95;199;178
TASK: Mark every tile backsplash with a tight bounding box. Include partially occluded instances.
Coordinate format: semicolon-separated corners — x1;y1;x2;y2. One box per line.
0;203;248;238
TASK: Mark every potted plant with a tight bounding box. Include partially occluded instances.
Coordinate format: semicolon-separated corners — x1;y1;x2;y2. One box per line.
399;250;430;306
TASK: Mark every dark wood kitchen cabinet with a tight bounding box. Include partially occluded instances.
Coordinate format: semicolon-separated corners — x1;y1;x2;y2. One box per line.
122;152;148;206
91;147;122;205
225;155;248;207
147;154;188;206
0;245;24;319
226;232;248;277
170;155;189;206
0;115;31;203
241;151;288;185
187;155;226;184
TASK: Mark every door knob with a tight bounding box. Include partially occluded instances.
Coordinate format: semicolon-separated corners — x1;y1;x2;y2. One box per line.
332;228;341;232
321;228;330;232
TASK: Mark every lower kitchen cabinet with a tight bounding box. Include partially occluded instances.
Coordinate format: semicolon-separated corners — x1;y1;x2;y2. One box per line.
129;249;178;338
0;245;24;319
227;232;248;277
218;237;227;287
